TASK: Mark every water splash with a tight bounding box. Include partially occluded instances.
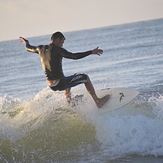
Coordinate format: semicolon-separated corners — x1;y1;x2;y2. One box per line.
1;89;163;162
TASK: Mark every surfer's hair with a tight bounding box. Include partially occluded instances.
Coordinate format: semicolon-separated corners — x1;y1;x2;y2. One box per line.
51;32;65;41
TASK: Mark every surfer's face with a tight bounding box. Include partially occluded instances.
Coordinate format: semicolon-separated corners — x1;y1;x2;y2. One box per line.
52;37;65;47
58;38;65;47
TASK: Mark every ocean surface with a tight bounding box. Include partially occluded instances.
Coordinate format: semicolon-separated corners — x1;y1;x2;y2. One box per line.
0;18;163;163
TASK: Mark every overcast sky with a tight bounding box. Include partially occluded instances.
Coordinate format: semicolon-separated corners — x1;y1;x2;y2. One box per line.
1;0;163;41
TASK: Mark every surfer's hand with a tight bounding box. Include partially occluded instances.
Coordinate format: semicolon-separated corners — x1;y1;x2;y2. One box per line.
92;47;103;56
19;37;29;44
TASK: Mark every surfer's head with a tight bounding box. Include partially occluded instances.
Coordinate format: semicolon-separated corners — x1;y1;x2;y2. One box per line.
51;32;65;47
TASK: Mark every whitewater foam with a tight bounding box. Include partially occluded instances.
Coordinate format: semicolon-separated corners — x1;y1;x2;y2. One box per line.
75;93;163;158
1;88;163;160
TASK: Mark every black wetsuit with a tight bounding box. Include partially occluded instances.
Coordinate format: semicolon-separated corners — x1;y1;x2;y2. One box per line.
24;41;92;91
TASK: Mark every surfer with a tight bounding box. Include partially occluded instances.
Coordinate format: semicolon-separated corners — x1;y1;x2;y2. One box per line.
19;32;109;108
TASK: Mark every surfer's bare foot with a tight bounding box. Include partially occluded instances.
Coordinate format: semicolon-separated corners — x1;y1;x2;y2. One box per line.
66;95;83;103
66;97;71;103
96;94;110;108
66;95;84;107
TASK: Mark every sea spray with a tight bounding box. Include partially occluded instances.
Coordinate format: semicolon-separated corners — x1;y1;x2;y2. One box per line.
75;94;163;158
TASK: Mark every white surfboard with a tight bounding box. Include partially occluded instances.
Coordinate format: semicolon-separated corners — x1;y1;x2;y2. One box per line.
96;88;139;113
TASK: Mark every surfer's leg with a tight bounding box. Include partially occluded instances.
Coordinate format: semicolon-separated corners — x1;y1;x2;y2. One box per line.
64;88;71;103
58;73;87;103
84;76;110;108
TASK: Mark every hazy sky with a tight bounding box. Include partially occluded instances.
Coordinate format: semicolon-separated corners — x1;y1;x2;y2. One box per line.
1;0;163;41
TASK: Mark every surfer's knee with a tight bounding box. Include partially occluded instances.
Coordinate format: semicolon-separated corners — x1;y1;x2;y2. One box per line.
74;73;88;83
85;74;90;82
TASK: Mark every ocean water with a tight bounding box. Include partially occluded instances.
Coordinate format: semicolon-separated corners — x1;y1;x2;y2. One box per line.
0;18;163;162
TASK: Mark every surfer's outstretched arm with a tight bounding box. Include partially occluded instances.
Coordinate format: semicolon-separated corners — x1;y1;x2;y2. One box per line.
19;37;40;54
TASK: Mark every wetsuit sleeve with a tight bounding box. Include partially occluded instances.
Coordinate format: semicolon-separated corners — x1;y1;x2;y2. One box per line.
24;39;41;54
26;43;40;54
60;48;92;59
25;43;42;54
